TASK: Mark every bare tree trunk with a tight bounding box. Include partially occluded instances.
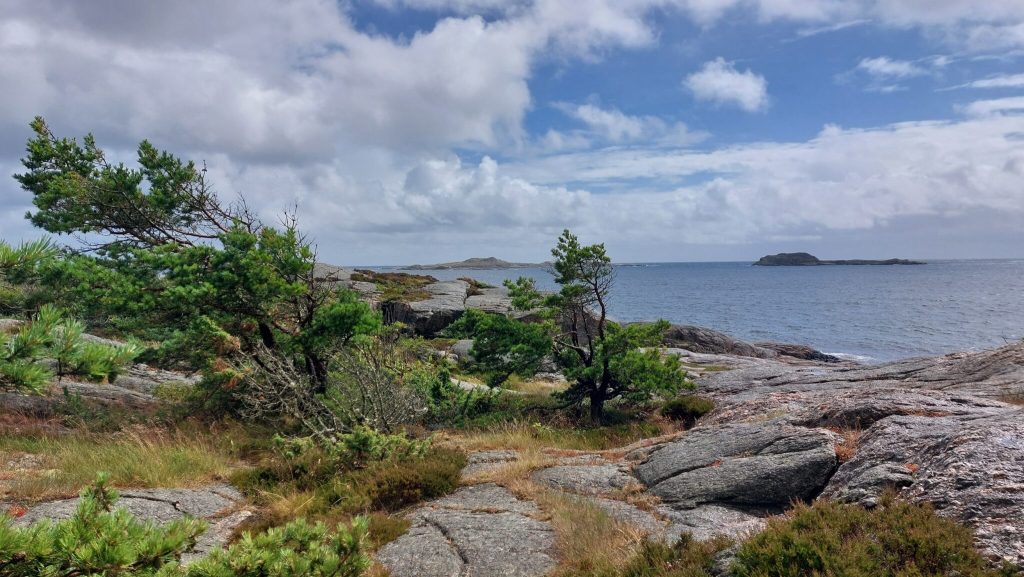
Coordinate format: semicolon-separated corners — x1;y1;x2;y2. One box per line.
590;386;606;423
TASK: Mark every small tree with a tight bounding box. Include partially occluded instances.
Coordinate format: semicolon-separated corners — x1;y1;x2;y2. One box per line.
443;309;552;387
14;117;380;397
507;230;690;422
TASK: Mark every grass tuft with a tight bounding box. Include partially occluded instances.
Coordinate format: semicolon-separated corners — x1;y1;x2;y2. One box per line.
0;427;238;500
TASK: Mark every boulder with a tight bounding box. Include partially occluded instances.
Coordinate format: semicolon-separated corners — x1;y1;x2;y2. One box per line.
635;422;839;509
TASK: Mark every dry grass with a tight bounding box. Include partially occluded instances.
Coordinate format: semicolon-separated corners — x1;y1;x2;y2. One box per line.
509;479;647;576
998;392;1024;406
505;375;568;396
443;419;672;454
0;426;239;501
461;447;557;486
831;427;862;463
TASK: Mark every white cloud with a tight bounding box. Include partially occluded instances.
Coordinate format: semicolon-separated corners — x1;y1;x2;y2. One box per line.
684;58;769;112
961;73;1024;89
550;103;704;147
961;97;1024;117
856;56;927;78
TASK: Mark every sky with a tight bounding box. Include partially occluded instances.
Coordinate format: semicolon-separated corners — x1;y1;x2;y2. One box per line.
1;1;1023;265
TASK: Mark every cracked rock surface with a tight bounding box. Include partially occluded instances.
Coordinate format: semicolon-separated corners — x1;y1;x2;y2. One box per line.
634;422;838;509
378;483;556;577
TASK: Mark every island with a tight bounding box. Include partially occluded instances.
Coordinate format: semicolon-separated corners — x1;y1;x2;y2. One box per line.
753;252;925;266
406;256;547;270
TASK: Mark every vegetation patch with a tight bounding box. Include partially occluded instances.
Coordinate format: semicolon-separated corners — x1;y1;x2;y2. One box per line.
451;418;668;452
732;493;1015;577
660;395;715;427
231;434;464;533
0;476;372;577
458;276;494;296
559;535;733;577
998;392;1024;406
0;428;238;501
351;269;437;302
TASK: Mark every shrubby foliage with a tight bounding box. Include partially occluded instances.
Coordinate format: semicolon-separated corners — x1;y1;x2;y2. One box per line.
732;494;1015;577
0;475;206;576
444;309;551;387
660;395;715;427
0;476;372;577
0;305;140;392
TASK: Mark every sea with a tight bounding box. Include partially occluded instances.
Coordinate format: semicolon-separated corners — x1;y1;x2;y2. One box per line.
377;259;1024;363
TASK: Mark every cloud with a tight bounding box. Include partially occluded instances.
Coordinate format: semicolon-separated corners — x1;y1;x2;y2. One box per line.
960;97;1024;117
841;55;935;92
550;102;705;147
856;56;927;78
957;73;1024;89
684;58;769;112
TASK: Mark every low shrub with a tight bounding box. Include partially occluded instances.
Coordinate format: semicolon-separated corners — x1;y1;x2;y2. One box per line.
732;494;1015;577
0;305;142;392
232;433;464;526
0;475;373;577
0;475;206;576
182;516;370;577
324;447;466;512
660;395;714;427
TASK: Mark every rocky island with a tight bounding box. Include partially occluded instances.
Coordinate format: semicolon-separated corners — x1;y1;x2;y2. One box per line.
406;256;547;270
754;252;925;266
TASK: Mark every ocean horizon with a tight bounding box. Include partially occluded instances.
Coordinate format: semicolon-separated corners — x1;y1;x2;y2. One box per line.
370;258;1024;363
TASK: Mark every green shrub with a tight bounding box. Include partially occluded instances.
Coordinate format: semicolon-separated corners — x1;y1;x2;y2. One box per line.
732;494;1014;577
409;363;496;426
0;474;373;577
0;305;142;392
0;474;206;576
661;395;715;427
442;309;551;387
181;517;370;577
232;433;464;521
325;447;466;513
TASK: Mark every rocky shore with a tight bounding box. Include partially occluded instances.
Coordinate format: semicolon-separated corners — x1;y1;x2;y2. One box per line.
4;268;1023;573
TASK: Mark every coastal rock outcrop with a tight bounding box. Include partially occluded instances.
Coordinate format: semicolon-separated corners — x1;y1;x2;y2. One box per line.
820;410;1024;562
660;324;840;363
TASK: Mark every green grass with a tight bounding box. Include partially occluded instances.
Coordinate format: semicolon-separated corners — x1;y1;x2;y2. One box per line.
0;428;239;500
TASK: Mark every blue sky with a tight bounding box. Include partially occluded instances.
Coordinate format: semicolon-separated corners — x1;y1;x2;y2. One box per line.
1;1;1023;264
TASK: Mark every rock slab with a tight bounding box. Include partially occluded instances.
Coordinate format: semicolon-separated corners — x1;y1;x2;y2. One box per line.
635;422;838;509
378;483;556;577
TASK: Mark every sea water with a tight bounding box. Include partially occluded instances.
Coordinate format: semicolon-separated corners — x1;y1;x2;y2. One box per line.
381;259;1024;362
